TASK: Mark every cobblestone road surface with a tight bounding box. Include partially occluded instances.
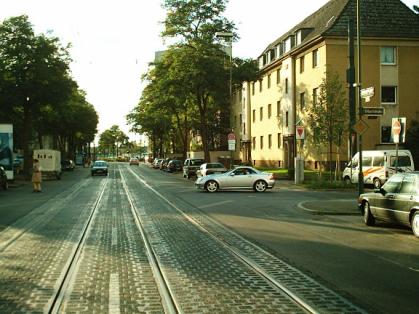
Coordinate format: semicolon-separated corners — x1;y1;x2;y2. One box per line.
0;163;367;313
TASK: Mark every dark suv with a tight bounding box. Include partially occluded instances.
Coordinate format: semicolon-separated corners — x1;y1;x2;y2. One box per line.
183;158;204;179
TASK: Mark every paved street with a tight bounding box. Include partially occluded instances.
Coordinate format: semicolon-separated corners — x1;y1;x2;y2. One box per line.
0;163;418;313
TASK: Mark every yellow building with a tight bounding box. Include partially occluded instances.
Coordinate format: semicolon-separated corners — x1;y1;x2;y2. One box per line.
231;0;419;169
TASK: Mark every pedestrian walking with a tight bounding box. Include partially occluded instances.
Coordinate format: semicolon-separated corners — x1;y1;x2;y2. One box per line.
32;158;42;192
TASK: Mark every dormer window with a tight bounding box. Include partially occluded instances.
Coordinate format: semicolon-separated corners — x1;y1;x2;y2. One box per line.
284;36;294;53
296;30;302;45
269;49;276;62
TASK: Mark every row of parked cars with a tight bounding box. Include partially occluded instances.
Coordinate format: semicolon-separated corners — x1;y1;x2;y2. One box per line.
150;157;276;193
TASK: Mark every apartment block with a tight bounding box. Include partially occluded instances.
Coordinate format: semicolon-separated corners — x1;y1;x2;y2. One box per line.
231;0;419;169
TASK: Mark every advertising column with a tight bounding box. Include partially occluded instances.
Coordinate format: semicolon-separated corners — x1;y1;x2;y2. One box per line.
0;124;13;180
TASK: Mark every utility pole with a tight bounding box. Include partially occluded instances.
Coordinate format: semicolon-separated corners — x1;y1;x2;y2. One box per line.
356;0;364;195
347;18;356;182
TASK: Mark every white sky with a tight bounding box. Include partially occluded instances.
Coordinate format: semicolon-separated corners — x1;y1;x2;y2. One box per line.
0;0;416;143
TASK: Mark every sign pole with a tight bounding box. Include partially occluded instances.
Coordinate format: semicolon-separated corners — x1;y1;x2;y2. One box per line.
356;0;364;195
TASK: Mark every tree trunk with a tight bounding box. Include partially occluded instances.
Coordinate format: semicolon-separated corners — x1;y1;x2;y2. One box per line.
22;105;32;180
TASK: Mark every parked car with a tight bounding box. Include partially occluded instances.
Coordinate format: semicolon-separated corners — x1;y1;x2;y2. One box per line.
152;158;163;169
195;166;275;193
358;172;419;238
91;160;108;176
197;162;227;177
183;158;205;178
61;159;75;171
167;159;183;172
129;157;139;165
160;158;171;171
0;166;8;190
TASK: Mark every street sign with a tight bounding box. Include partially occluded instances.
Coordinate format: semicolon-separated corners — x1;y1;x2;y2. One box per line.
361;87;375;102
296;126;305;140
228;133;236;151
227;133;236;141
391;117;406;143
353;119;369;135
361;107;384;116
392;119;401;135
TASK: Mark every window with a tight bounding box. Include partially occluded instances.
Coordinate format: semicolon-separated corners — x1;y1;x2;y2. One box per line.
373;156;384;167
381;86;397;104
381;126;391;143
268;134;272;149
252;109;256;123
268;74;271;88
381;47;396;65
286;111;289;127
400;175;415;194
296;30;302;45
259;79;263;92
277;133;282;148
362;157;372;167
260;107;263;121
252;137;256;150
285;78;288;94
252;82;255;95
260;136;264;149
243;123;246;135
234;115;237;127
312;49;318;68
277;101;281;116
277;69;281;84
383;174;402;193
300;92;305;110
299;56;305;73
239;114;242;125
313;88;318;106
268;104;272;118
390;156;412;167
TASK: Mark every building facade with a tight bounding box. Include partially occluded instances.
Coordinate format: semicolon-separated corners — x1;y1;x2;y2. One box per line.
231;0;419;169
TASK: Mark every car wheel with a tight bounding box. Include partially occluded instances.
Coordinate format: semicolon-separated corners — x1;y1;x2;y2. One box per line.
343;176;351;185
254;180;267;192
205;180;218;193
373;178;381;189
363;201;375;226
412;211;419;238
91;172;94;176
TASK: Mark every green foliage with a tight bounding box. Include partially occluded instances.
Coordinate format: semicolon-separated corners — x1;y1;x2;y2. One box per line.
0;15;98;175
405;119;419;169
307;68;348;180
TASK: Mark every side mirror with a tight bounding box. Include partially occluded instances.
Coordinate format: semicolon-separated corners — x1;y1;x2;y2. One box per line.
230;173;235;176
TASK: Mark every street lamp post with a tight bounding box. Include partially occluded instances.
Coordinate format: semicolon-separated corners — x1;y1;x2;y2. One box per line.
356;0;364;195
216;31;234;167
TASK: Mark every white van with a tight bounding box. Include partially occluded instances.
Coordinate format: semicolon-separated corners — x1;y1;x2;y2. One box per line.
342;150;414;188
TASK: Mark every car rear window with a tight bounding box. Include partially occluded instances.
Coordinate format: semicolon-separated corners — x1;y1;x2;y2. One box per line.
191;160;204;166
95;162;106;167
208;163;224;168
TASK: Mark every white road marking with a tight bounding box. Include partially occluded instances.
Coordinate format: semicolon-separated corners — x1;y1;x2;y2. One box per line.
109;273;120;314
198;200;233;209
111;227;117;246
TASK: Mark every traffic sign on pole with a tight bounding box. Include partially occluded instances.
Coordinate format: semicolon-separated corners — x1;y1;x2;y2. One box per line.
296;126;305;140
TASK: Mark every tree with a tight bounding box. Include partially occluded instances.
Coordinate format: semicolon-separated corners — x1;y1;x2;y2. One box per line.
405;119;419;167
0;15;73;177
98;126;128;158
413;5;419;13
307;68;348;181
161;0;235;161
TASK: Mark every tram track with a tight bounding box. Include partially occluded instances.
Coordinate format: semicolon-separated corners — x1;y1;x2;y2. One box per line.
124;165;318;314
125;164;366;314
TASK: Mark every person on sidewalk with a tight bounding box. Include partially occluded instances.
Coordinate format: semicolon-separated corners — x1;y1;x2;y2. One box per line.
32;158;42;192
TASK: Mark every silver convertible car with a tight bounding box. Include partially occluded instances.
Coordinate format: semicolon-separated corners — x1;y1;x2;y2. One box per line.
195;166;275;192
